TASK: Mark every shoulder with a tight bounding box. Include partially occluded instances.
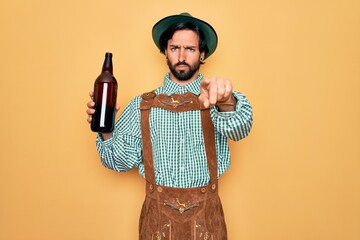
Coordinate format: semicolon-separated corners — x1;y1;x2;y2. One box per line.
125;85;165;109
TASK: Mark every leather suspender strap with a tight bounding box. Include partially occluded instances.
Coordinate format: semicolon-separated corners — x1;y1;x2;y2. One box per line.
140;91;157;185
200;108;218;186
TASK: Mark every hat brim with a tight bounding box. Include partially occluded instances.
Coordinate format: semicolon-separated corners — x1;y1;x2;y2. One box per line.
152;13;218;59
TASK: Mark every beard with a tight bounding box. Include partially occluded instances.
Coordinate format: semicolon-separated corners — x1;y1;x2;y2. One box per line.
167;59;201;81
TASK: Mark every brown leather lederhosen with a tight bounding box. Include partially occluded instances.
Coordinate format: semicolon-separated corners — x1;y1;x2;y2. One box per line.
139;91;227;240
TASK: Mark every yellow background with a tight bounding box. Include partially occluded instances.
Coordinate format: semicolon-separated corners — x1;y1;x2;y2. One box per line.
1;0;359;239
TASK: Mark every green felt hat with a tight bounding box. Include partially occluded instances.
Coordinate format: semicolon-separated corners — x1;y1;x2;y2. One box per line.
152;12;218;59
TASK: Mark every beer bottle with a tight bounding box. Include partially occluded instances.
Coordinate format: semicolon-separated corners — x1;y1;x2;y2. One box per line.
91;52;118;133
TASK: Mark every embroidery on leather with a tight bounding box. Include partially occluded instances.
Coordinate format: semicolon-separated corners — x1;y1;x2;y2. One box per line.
153;221;171;240
159;95;193;108
195;221;212;240
164;198;199;214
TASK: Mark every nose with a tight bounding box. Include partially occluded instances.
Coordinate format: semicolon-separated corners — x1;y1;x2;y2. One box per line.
178;47;186;62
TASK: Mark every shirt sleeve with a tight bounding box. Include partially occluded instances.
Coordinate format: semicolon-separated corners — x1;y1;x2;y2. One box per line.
95;96;143;172
210;92;253;141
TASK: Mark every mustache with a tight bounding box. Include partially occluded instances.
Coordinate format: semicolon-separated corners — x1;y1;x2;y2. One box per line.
174;61;191;68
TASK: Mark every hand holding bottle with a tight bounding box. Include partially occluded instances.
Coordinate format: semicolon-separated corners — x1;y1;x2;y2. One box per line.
89;52;118;133
87;91;120;140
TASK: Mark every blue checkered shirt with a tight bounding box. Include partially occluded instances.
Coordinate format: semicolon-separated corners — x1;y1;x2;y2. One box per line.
96;73;253;188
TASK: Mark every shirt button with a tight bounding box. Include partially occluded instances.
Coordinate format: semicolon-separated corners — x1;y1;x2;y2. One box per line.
201;188;206;193
157;186;163;192
211;184;217;190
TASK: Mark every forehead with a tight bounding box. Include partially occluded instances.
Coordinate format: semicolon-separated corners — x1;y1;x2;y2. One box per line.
168;29;199;46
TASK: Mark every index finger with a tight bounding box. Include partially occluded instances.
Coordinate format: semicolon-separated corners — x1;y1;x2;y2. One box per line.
200;78;211;90
208;79;218;105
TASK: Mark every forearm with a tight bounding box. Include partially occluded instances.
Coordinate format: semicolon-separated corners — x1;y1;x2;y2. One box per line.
96;133;142;172
96;96;143;171
211;92;253;141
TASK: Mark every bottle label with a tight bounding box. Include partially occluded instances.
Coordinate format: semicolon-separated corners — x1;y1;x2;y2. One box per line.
100;83;108;127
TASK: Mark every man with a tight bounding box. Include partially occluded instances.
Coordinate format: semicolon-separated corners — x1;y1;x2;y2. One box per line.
87;12;252;240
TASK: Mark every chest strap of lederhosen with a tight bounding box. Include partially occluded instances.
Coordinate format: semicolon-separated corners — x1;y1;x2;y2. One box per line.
139;91;218;188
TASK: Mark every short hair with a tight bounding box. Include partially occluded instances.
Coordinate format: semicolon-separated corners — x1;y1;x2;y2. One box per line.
158;22;209;56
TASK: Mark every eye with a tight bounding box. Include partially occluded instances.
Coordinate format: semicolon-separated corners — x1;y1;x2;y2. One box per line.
170;46;179;52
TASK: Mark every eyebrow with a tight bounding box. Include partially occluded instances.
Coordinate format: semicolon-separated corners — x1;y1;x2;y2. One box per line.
169;44;197;49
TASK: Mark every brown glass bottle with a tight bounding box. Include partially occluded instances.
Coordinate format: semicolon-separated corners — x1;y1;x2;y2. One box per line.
91;52;118;133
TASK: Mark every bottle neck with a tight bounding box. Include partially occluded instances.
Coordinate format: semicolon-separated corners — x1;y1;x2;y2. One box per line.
102;52;113;74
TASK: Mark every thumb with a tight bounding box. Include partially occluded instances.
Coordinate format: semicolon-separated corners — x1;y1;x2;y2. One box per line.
115;103;120;112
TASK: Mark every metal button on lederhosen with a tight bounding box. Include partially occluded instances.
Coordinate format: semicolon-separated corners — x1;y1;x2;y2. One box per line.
139;92;227;240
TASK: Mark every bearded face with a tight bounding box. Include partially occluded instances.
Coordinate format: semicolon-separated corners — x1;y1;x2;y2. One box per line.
165;30;205;82
167;59;201;81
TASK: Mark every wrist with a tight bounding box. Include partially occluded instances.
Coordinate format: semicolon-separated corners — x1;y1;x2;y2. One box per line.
216;94;236;112
101;132;113;141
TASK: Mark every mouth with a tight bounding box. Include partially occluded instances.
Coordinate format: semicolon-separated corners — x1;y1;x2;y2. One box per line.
176;64;189;71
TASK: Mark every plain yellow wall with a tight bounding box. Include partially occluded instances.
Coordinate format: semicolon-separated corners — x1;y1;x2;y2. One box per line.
1;0;359;239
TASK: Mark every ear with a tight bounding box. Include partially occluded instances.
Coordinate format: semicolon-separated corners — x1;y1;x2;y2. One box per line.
200;52;205;63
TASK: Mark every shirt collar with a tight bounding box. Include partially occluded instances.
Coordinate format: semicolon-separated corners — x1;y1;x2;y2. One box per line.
162;72;203;95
